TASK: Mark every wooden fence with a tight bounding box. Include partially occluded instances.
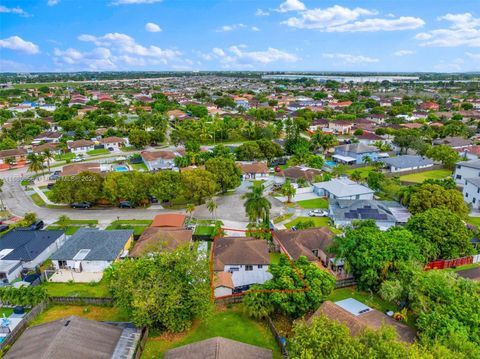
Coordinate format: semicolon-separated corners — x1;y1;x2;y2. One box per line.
266;316;289;358
134;327;149;359
0;301;47;352
50;296;114;305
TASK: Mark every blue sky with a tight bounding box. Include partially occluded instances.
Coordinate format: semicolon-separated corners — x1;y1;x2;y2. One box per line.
0;0;479;72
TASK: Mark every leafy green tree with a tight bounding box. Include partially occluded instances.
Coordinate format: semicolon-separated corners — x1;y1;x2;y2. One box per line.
105;245;212;332
103;172;151;205
244;256;335;319
181;169;219;204
426;145;461;169
0;137;17;150
281;179;296;203
128;129;150;148
50;171;104;204
256;139;283;162
332;221;426;290
408;183;469;218
242;184;271;223
205;157;241;193
311;132;339;154
307;155;324;169
150;170;182;205
406;208;474;260
366;171;385;190
234;141;262;161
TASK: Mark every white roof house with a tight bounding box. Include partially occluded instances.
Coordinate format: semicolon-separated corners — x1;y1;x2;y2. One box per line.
313;177;374;200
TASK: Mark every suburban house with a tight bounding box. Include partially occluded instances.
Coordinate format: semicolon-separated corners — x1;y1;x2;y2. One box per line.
213;237;272;297
164;337;272;359
382;155;434;173
151;213;187;229
238;162;269;180
355;133;385;145
0;148;27;165
329;199;411;230
280;166;323;183
0;230;66;283
309;299;416;343
462;178;480;209
60;162;105;176
140;150;178;171
274;228;339;271
454;159;480;186
99;136;126;151
50;228;133;280
433;136;473;150
67;139;95;155
313;177;374;200
130;227;192;257
4;316;142;359
329;120;354;135
333;143;380;165
32;131;62;145
32;142;62;156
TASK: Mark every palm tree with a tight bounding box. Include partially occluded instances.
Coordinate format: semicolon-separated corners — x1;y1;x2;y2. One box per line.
242;184;271;224
27;153;44;177
207;198;217;220
350;170;362;182
281;180;296;203
186;203;195;223
362;155;373;165
43;149;54;173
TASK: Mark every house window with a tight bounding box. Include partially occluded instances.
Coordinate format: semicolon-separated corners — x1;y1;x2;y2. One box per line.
466;193;469;198
245;265;253;271
456;175;461;179
474;198;476;204
58;260;67;269
258;265;263;269
228;267;239;272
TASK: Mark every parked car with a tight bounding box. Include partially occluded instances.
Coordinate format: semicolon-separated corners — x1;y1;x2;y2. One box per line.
72;157;83;163
308;209;328;217
119;201;135;208
147;195;158;204
17;220;44;231
48;171;61;181
47;183;55;190
70;201;92;209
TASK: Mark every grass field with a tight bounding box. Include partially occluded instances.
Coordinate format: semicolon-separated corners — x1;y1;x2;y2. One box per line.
106;224;147;236
46;226;79;235
399;169;452;183
141;305;281;359
194;225;215;236
269;252;282;264
130;162;148;171
43;280;110;298
345;166;376;179
30;193;46;206
30;304;129;326
55;219;98;225
285;216;330;229
296;198;328;209
0;307;14;317
467;216;480;228
273;213;294;224
54;153;76;161
87;149;110;156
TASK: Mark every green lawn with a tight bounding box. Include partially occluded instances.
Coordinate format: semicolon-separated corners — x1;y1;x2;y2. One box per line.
130;162;148;171
327;287;396;313
345;166;376;180
194;225;215;236
46;226;79;235
467;216;480;228
285;216;330;229
0;307;14;317
30;304;129;326
273;213;294;224
87;149;110;156
399;169;452;183
43;280;110;298
141;305;281;359
106;224;147;236
110;219;152;225
30;193;46;206
54;219;98;225
296;198;328;209
269;252;282;264
54;152;76;161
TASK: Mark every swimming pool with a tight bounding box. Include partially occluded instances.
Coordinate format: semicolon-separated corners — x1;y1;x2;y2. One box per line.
325;160;337;167
113;165;130;172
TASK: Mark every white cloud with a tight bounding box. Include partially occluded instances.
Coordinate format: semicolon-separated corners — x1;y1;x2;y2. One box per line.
251;26;260;32
145;22;162;32
415;12;480;47
255;9;269;16
56;32;182;70
323;53;379;64
281;4;423;32
111;0;162;5
0;36;39;54
466;52;480;60
216;24;259;32
0;5;29;16
0;60;32;72
203;45;298;67
394;50;415;56
277;0;306;13
47;0;60;6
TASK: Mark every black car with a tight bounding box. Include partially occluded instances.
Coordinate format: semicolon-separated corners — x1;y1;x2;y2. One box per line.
47;183;55;190
17;220;44;231
70;201;92;209
147;195;158;204
119;201;135;208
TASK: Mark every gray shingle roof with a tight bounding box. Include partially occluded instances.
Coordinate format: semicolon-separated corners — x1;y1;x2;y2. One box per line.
335;143;379;154
457;159;480;170
383;155;434;169
313;178;374;198
51;228;132;261
465;177;480;187
0;230;64;261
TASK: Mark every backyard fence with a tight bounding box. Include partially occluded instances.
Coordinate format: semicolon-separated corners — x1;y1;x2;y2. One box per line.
385;164;445;179
134;327;149;359
266;316;289;358
335;277;357;289
50;296;114;306
0;301;47;352
214;294;244;306
424;254;480;271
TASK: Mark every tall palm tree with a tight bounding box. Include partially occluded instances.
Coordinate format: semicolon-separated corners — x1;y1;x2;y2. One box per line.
242;184;271;224
186;203;195;223
362;155;373;165
42;149;54;173
207;198;217;220
27;153;44;177
281;180;296;203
